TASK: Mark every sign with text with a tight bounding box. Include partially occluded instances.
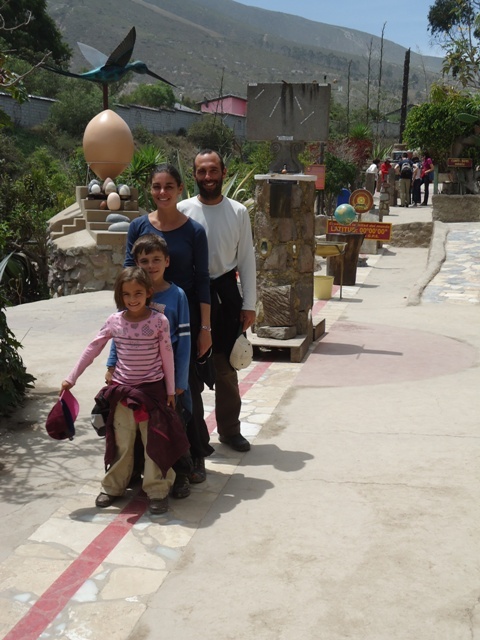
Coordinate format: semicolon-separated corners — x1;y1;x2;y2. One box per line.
305;164;325;190
327;220;392;241
447;158;473;168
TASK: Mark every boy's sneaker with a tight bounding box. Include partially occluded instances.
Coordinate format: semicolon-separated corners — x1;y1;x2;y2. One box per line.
149;496;169;515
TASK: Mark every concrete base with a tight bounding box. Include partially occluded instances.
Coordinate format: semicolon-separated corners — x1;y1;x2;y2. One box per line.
249;329;313;363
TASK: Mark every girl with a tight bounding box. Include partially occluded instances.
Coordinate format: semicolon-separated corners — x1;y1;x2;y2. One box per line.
124;164;214;496
61;267;188;515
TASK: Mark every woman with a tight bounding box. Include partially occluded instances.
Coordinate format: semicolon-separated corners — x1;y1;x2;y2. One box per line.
125;164;214;497
411;157;422;207
420;151;434;206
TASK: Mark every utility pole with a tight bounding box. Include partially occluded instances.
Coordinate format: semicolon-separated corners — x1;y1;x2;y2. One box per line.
399;48;410;143
366;38;373;126
347;59;352;136
376;22;386;138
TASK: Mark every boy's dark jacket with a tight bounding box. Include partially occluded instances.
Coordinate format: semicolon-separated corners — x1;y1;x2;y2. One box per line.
96;381;189;476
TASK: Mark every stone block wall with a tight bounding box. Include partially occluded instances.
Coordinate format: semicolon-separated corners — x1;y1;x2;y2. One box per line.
389;222;433;248
432;194;480;222
48;234;125;297
0;93;55;128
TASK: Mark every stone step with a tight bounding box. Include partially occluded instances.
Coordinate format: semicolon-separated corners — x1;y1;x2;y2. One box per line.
82;198;139;212
52;217;86;239
76;185;139;201
87;222;112;231
83;209;139;222
87;229;128;245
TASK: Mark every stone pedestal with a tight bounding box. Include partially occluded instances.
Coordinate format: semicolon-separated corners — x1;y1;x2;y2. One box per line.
326;232;365;286
365;172;376;195
379;181;390;216
254;174;317;339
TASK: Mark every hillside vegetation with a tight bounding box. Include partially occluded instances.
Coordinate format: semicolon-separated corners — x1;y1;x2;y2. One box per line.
45;0;443;111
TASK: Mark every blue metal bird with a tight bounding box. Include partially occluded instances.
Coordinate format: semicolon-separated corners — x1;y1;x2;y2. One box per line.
42;27;175;109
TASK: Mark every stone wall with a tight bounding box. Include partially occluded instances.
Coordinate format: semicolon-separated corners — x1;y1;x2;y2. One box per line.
0;92;246;138
48;231;125;297
389;222;433;248
432;194;480;222
0;93;55;128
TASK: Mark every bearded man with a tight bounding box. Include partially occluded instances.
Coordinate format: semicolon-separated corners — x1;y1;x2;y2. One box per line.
178;149;256;452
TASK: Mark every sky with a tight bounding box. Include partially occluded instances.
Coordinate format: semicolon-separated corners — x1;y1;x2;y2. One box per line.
237;0;444;57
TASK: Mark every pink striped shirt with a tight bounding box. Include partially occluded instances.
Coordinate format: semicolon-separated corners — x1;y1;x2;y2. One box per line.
66;310;175;395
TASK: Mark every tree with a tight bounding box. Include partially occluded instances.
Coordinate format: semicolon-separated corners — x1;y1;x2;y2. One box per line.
0;0;71;65
47;80;103;137
403;83;480;167
323;150;357;215
118;83;175;109
187;115;235;156
0;288;35;416
428;0;480;87
0;1;71;126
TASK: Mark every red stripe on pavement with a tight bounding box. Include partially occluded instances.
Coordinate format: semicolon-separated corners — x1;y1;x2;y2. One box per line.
5;358;272;639
206;359;272;433
4;495;147;640
312;286;340;315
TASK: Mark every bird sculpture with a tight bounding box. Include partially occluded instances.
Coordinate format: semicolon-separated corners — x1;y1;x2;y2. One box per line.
42;27;175;109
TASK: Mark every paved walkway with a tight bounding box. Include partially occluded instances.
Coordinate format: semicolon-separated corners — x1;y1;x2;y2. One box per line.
1;208;480;640
422;222;480;304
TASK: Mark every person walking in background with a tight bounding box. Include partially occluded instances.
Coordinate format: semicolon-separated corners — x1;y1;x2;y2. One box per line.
365;158;380;194
411;157;422;207
124;164;214;494
380;157;392;184
178;149;256;453
396;152;413;207
421;151;434;205
61;267;188;515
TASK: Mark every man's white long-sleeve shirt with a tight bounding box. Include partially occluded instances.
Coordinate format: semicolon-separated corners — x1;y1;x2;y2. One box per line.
178;195;256;311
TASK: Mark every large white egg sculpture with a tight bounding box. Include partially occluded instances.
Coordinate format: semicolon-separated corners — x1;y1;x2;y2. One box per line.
83;110;134;180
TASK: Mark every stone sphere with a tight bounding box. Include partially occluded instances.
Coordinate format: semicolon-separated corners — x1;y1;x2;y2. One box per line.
118;184;131;198
106;213;130;223
83;110;134;180
104;181;117;195
334;203;357;225
108;221;130;232
88;179;101;195
107;192;121;211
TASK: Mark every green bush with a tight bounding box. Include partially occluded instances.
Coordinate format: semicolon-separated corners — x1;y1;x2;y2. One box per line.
47;80;103;137
187;115;235;156
118;83;175;109
0;288;35;416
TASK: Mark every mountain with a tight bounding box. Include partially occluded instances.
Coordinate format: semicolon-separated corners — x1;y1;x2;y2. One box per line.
45;0;443;109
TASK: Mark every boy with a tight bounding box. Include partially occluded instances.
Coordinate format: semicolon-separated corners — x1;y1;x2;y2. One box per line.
106;234;192;497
